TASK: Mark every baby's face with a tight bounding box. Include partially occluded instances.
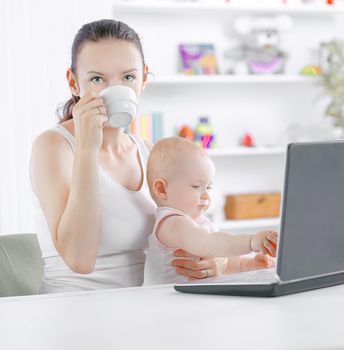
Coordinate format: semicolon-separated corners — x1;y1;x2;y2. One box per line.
165;154;215;219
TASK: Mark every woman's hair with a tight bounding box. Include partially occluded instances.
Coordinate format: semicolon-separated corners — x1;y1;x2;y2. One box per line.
57;19;145;123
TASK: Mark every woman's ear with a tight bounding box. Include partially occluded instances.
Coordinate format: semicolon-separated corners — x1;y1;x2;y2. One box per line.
142;64;149;91
153;178;168;200
66;68;80;97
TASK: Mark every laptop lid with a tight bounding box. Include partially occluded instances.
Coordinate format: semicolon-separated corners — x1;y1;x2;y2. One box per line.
277;141;344;282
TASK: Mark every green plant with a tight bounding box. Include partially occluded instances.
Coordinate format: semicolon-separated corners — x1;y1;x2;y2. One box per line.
319;40;344;129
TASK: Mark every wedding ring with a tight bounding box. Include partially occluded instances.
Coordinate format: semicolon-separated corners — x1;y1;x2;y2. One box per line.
205;269;210;278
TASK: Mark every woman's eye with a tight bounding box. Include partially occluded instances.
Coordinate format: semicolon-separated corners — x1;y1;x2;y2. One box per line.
124;74;135;82
191;186;200;189
207;186;213;190
91;76;104;84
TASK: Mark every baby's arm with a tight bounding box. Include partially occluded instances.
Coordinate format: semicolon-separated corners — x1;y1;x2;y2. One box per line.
158;215;277;258
226;254;276;274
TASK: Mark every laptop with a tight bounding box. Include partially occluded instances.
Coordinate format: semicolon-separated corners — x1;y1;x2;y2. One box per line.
175;140;344;297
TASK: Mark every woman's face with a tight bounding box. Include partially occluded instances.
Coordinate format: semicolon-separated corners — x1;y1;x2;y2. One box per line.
69;38;146;101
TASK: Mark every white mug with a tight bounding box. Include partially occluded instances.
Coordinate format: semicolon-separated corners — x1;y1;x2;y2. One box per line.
99;85;138;128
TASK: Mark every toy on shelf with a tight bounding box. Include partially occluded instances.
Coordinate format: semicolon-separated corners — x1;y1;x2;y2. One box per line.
194;116;217;149
299;46;321;76
178;125;195;141
179;44;219;75
177;116;217;149
299;65;321;75
224;15;293;75
239;131;255;147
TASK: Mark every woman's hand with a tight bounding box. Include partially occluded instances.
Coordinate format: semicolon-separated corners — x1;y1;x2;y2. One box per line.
172;249;228;281
72;91;108;152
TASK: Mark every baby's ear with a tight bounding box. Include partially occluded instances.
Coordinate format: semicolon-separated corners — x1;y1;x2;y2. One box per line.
153;178;168;200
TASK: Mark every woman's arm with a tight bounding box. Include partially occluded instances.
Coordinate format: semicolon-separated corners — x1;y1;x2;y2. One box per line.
30;131;101;273
31;92;108;274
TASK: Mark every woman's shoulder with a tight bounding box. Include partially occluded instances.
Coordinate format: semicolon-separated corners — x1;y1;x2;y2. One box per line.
33;121;74;146
32;129;61;149
32;123;74;158
32;129;64;152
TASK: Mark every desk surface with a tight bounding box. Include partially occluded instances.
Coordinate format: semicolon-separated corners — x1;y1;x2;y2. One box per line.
0;283;343;350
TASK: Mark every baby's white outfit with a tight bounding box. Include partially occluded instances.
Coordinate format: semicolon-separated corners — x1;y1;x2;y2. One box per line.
32;125;156;293
143;207;217;285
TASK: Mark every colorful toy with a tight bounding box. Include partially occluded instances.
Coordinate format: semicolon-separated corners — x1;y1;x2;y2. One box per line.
194;116;217;149
239;131;255;147
224;15;293;75
179;44;218;75
299;65;321;76
178;125;195;141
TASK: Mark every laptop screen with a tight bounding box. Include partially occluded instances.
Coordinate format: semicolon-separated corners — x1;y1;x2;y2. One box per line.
278;141;344;281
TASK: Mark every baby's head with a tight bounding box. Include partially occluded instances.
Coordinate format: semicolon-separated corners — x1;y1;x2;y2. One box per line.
147;136;215;219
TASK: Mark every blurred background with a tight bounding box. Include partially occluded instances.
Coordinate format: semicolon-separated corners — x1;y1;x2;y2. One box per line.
1;0;344;235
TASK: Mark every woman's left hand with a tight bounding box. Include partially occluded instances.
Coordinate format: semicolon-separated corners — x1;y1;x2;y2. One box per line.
172;249;228;281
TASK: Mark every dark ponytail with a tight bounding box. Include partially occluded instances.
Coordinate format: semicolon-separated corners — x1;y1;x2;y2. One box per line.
57;95;80;123
57;19;145;123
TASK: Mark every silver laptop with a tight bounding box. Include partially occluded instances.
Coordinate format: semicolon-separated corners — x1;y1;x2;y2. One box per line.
175;141;344;297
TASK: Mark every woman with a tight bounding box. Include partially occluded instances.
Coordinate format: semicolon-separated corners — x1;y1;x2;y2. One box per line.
30;19;228;293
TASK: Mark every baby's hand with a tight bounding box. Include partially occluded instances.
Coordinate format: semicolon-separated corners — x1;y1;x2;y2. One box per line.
250;230;278;257
249;253;276;271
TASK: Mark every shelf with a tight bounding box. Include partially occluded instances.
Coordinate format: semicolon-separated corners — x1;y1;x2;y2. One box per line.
114;1;344;15
146;74;318;85
207;146;286;157
216;217;280;231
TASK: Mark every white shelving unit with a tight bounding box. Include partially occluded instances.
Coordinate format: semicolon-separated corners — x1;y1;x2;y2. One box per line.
217;217;280;232
114;1;343;233
147;74;318;85
207;146;286;157
114;1;344;15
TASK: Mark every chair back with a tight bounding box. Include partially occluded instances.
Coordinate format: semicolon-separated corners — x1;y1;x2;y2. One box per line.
0;233;43;297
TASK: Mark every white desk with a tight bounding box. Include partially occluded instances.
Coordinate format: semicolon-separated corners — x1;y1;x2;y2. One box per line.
0;284;344;350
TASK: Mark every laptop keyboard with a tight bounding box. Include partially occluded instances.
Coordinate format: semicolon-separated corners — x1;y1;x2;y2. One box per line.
189;268;278;285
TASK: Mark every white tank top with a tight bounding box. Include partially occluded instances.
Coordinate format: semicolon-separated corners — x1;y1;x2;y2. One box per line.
143;207;217;285
33;125;156;293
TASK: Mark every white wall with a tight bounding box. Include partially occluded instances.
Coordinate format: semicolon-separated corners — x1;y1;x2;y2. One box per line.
0;0;116;234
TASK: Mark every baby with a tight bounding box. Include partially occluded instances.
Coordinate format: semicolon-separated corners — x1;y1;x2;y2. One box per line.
144;136;278;285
